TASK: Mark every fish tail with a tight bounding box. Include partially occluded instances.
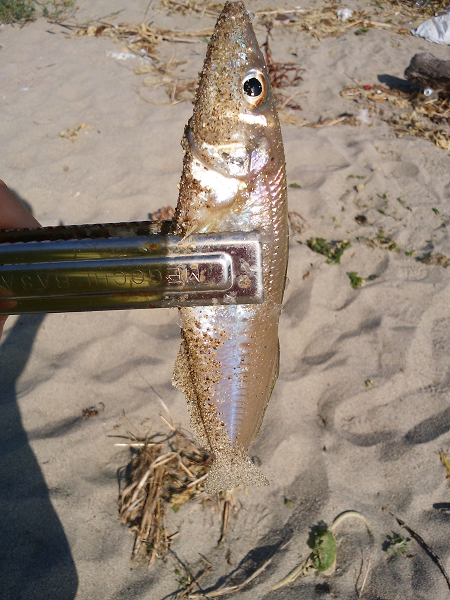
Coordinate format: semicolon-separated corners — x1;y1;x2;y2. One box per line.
205;448;269;494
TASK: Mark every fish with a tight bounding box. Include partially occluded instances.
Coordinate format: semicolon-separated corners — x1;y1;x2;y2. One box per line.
172;1;288;493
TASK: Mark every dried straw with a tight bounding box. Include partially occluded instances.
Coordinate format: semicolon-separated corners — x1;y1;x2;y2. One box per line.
341;84;450;150
118;420;238;566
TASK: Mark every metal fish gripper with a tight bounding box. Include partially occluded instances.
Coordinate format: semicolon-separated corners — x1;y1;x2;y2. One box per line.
0;221;264;315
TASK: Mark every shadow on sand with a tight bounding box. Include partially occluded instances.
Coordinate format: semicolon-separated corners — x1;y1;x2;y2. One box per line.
0;314;78;600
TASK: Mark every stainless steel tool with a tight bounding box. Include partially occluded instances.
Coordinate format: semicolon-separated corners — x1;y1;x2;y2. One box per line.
0;221;264;314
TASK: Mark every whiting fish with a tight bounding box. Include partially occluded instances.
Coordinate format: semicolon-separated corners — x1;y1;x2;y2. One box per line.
172;1;288;493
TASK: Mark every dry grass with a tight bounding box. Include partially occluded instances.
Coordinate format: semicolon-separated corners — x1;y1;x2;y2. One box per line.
385;0;450;18
117;417;238;567
256;6;411;39
73;20;214;52
161;0;222;18
341;84;450;150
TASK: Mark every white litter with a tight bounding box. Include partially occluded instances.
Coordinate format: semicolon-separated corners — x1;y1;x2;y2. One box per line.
357;108;372;125
337;7;353;22
106;51;137;60
411;12;450;45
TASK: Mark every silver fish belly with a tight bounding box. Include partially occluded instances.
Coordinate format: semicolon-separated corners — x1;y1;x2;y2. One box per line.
172;1;288;493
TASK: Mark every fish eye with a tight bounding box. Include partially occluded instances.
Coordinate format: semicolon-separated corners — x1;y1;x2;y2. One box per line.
242;70;267;108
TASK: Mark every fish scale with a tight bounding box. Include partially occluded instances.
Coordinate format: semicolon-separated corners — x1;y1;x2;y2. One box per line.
172;1;288;493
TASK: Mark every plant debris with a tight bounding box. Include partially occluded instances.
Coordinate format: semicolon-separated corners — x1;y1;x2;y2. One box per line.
347;271;365;289
73;20;214;53
272;511;371;591
136;56;198;105
355;214;368;225
358;230;400;252
307;237;351;264
82;402;105;418
383;533;411;559
439;449;450;479
417;252;450;267
288;211;309;234
59;123;93;141
383;507;450;591
258;6;406;39
161;0;222;18
385;0;450;18
0;0;35;24
342;84;450;150
117;418;238;566
262;22;303;110
0;0;75;24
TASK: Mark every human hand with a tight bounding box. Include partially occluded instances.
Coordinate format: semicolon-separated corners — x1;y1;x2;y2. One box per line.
0;180;41;338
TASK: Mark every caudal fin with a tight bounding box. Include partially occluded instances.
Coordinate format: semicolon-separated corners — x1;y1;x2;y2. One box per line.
205;448;269;494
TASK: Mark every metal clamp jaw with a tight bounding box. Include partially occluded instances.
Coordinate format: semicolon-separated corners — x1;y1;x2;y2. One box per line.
0;221;264;314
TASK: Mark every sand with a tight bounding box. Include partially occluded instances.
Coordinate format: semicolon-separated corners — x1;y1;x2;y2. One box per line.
1;1;450;598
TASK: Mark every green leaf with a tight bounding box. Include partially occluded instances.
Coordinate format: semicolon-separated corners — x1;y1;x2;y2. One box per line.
288;183;301;189
347;272;365;289
308;524;337;573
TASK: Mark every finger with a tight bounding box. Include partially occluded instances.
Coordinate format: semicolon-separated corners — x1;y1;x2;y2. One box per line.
0;179;41;229
0;315;7;338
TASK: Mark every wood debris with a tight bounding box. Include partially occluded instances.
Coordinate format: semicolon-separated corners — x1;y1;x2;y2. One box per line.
405;53;450;99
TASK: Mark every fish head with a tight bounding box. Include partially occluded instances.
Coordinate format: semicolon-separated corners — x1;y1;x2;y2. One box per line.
188;1;280;179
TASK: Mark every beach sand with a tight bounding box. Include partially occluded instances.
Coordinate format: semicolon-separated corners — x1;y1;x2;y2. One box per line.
1;1;450;598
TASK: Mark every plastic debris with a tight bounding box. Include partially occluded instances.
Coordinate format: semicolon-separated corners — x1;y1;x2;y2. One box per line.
106;50;137;60
357;108;372;125
337;7;353;22
424;87;434;96
412;13;450;45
